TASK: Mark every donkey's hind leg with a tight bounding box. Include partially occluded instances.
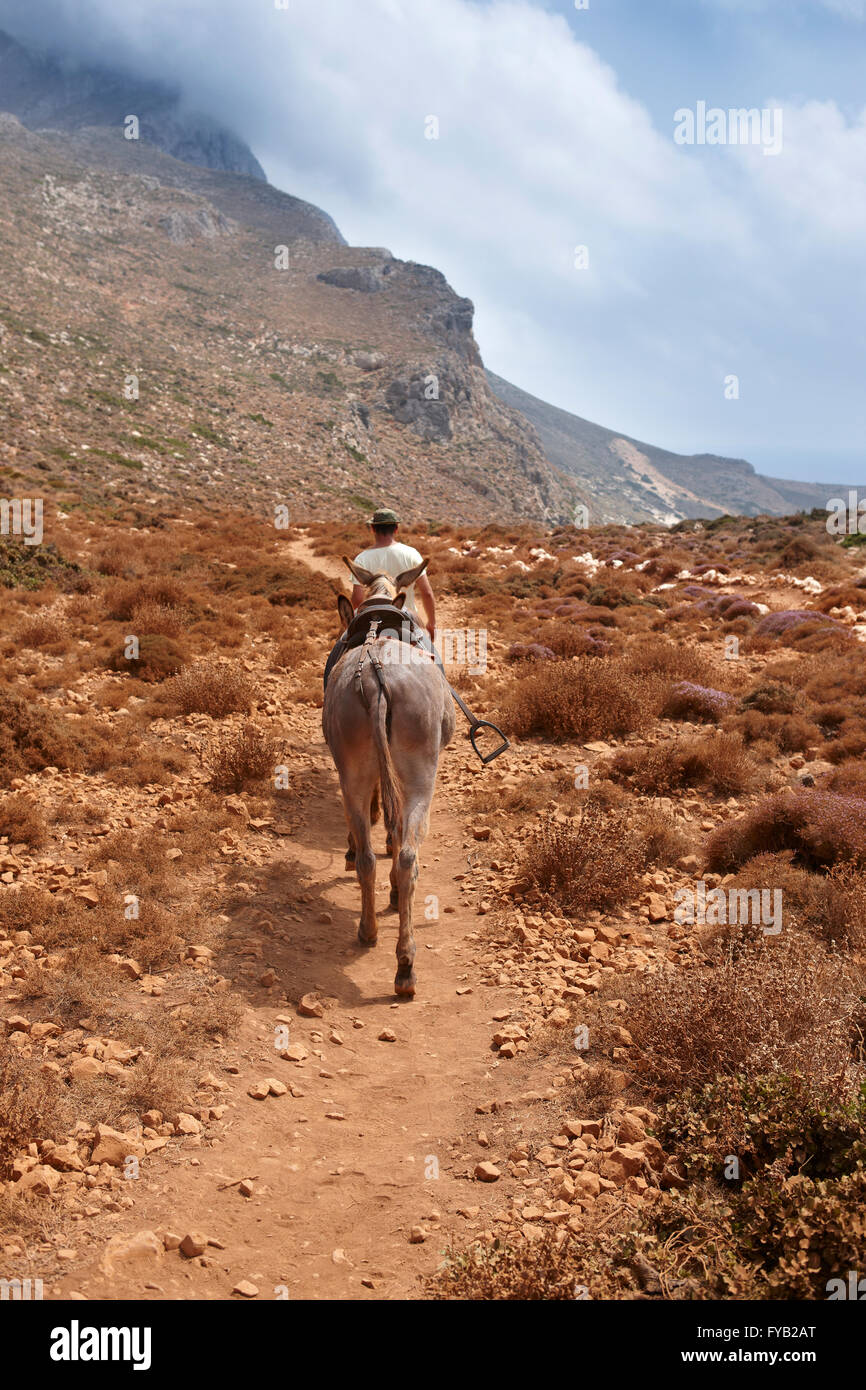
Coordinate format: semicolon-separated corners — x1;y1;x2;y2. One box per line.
342;787;378;946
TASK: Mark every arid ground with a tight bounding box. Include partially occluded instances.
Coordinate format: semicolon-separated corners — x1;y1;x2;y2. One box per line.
2;507;866;1299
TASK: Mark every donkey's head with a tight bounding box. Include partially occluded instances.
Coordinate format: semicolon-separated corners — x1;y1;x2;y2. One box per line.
336;556;429;630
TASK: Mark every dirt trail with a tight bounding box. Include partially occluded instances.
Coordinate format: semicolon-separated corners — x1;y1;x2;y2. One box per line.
48;537;512;1300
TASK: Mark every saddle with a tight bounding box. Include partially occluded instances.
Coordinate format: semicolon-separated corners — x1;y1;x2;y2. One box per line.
343;600;426;653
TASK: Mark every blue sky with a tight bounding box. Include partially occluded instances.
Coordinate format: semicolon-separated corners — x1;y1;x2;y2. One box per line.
1;0;863;484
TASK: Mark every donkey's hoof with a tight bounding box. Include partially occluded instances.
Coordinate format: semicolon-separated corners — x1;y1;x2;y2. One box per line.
394;969;416;998
357;924;378;947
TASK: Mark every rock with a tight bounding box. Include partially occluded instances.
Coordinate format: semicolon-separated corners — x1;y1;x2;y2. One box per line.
281;1043;308;1062
44;1143;84;1173
16;1164;61;1196
100;1230;163;1274
247;1082;271;1100
179;1232;208;1258
174;1112;203;1135
474;1162;501;1183
233;1280;259;1298
572;1171;602;1197
617;1114;646;1145
647;894;667;922
601;1147;645;1183
298;993;324;1018
378;1029;397;1042
259;969;276;987
91;1125;145;1168
661;1158;687;1190
409;1226;428;1243
472;826;491;841
69;1056;105;1080
265;1078;287;1096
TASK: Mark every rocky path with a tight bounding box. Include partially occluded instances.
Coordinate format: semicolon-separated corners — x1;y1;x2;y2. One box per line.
45;537;520;1300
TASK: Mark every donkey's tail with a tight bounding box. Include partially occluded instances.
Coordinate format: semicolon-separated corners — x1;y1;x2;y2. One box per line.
370;671;402;834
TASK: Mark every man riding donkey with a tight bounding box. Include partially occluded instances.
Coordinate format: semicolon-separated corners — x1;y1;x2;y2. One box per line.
322;507;508;998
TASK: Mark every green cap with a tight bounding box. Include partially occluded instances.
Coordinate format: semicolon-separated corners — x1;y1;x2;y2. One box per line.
370;508;399;527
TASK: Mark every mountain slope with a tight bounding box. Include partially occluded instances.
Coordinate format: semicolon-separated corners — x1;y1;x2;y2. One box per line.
0;28;266;181
487;372;851;525
0;115;579;526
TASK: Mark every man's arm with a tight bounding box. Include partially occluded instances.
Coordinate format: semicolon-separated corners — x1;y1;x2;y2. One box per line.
416;573;436;639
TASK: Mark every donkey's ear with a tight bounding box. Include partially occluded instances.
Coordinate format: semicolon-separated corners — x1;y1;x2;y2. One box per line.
392;592;406;610
394;557;429;589
344;556;376;586
337;594;354;631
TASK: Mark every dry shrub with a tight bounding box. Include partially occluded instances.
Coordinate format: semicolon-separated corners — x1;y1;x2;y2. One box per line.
426;1229;581;1300
93;539;143;577
501;656;658;741
106;745;189;787
105;576;191;621
18;942;118;1021
610;731;756;796
0;792;48;846
109;633;188;682
208;724;279;792
740;680;796;715
662;681;734;723
633;805;688;866
624;634;724;688
522;805;644;912
271;634;315;669
725;708;821;752
16;611;67;648
0;690;79;786
624;931;860;1099
823;762;866;797
728;853;866;951
706;788;866;872
131;599;189;636
166;660;255;716
0;1053;75;1181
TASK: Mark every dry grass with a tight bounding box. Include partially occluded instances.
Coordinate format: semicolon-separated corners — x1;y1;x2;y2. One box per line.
0;791;48;846
706;788;866;871
165;660;256;716
610;731;758;796
521;805;644;912
207;723;280;792
622;930;862;1099
502;655;660;742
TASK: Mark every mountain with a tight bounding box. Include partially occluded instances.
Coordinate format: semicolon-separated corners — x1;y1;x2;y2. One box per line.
0;25;848;528
487;371;850;525
0;114;578;525
0;28;266;181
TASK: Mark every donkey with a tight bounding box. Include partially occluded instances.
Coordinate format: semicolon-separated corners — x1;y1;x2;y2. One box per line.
322;557;455;997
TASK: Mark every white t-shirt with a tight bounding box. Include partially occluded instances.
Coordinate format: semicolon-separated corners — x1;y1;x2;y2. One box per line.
354;541;424;617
